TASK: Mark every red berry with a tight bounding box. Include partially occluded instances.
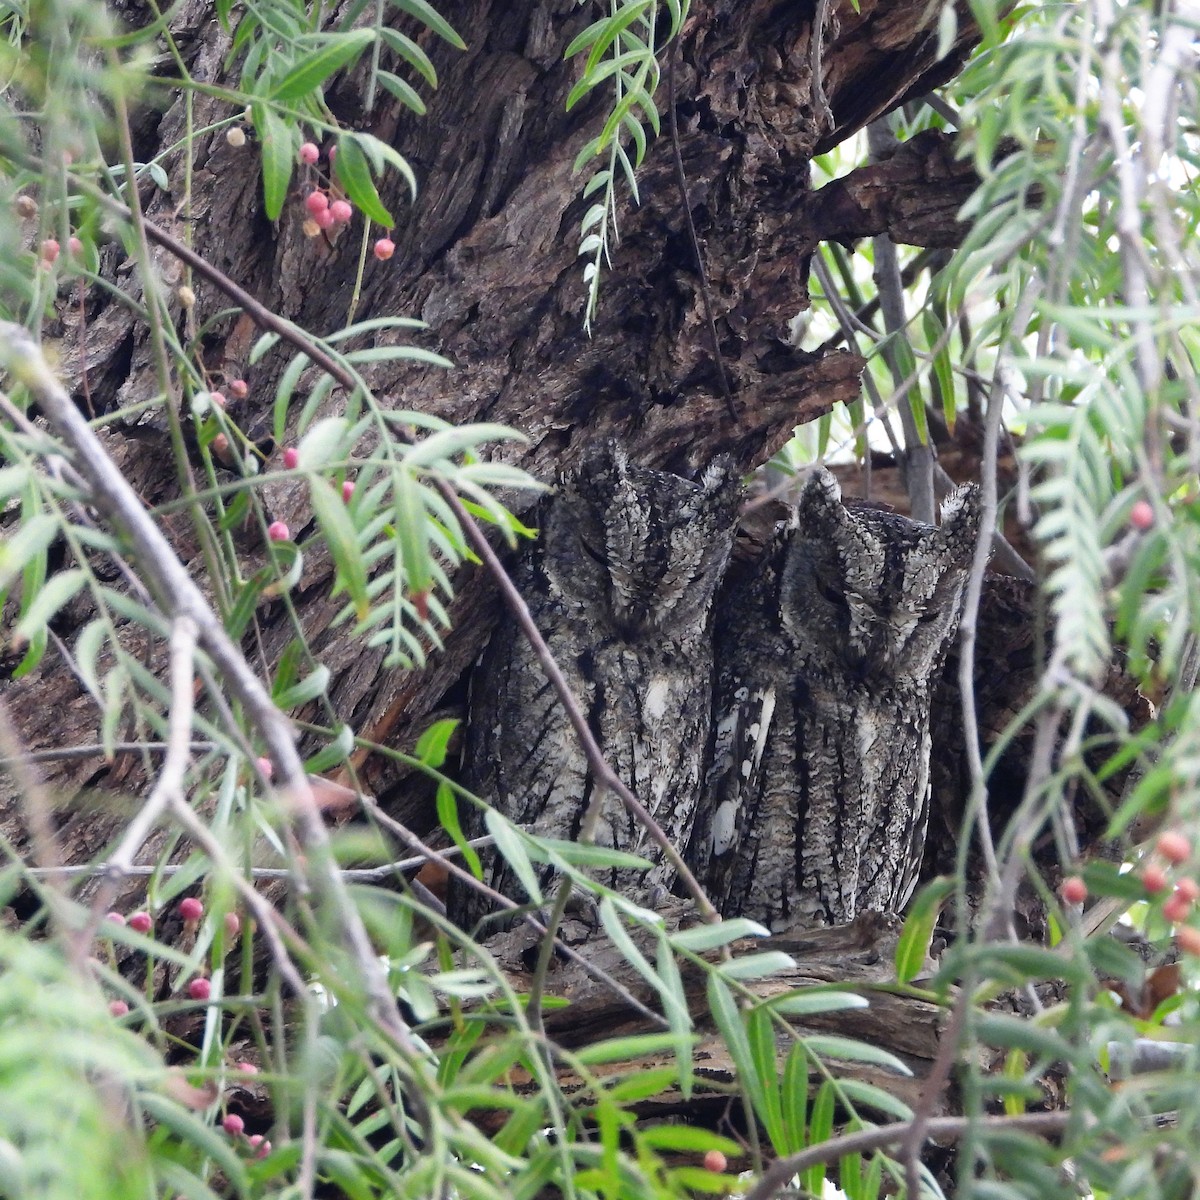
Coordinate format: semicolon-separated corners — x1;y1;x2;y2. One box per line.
41;238;60;264
224;911;242;937
298;142;320;165
188;977;212;1001
329;199;352;224
1164;890;1193;924
313;206;335;230
68;235;83;256
178;896;204;923
222;1113;245;1135
229;378;249;399
1130;500;1155;531
128;911;152;934
108;999;130;1017
105;911;126;926
1177;925;1200;956
1158;831;1191;865
342;480;355;502
373;237;395;261
304;190;328;216
210;391;226;410
267;520;290;543
1143;864;1170;894
1060;876;1087;904
703;1150;728;1173
282;446;299;470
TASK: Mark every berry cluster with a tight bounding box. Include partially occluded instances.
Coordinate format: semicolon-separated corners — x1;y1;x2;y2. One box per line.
265;445;358;545
295;142;394;260
1061;829;1200;954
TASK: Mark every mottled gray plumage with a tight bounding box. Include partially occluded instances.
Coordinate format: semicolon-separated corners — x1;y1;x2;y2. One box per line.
689;468;981;931
449;441;741;930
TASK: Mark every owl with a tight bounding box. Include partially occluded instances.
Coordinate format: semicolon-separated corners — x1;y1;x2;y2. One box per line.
688;468;981;931
448;440;741;931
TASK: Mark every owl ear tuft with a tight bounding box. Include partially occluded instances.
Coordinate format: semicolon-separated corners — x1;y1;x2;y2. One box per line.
795;466;847;528
938;483;983;556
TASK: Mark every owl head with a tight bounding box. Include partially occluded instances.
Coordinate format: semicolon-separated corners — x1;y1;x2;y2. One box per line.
542;440;742;634
779;468;981;684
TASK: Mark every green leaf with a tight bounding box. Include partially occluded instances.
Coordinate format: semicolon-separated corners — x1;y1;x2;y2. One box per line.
376;70;426;115
767;989;869;1018
895;876;954;983
415;718;458;768
780;1042;809;1155
378;27;437;86
670;917;770;952
484;811;542;905
253;104;294;220
574;1032;691;1066
334;134;394;227
269;29;374;101
0;513;56;592
747;1006;787;1152
804;1081;835;1196
707;974;768;1121
639;1126;741;1155
438;783;481;879
803;1036;913;1075
274;663;331;708
14;567;85;647
836;1078;914;1121
310;474;369;620
388;0;466;49
718;951;796;981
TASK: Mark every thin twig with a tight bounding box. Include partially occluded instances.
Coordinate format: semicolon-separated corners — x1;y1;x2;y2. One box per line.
742;1110;1073;1200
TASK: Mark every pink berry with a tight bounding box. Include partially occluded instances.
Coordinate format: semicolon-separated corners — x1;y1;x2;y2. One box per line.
282;446;299;470
211;433;230;456
41;238;59;264
1060;876;1087;905
229;378;249;399
178;896;204;922
256;755;274;780
128;911;152;934
105;911;126;926
1164;890;1193;924
108;999;130;1017
1158;831;1191;865
1177;926;1200;956
299;142;320;165
703;1150;728;1173
188;977;212;1001
222;1113;245;1135
224;911;242;937
268;520;290;543
210;391;227;410
1130;500;1154;531
1143;864;1170;894
68;235;83;256
313;206;335;230
234;1061;258;1075
342;480;355;502
252;1136;271;1158
329;199;352;224
373;237;395;261
1177;878;1200;902
328;145;337;161
304;190;328;216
